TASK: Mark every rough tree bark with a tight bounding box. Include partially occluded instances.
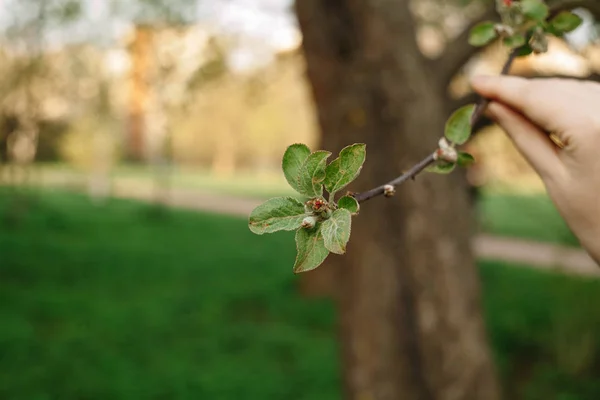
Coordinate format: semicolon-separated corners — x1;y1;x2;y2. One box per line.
294;1;500;399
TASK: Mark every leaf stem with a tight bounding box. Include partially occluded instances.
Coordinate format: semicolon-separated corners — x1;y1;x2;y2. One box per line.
352;48;519;204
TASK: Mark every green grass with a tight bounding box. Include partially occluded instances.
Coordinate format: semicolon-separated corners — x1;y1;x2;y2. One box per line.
33;163;579;246
0;189;598;399
477;193;579;247
0;189;337;400
35;163;296;200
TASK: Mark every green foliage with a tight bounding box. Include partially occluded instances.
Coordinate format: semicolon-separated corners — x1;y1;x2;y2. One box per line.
294;226;330;273
469;21;498;47
549;11;583;34
321;209;352;255
445;104;475;145
457;152;476;167
426;160;457;174
515;43;534;56
297;150;331;198
324;144;367;197
248;197;306;234
282;144;311;193
249;143;366;273
521;0;549;22
337;196;360;214
503;32;527;48
250;0;575;272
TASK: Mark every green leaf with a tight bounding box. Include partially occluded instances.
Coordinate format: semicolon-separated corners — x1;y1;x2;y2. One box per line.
515;43;534;57
544;23;564;37
503;33;527;48
445;104;475;145
248;197;307;235
457;152;475;167
337;195;359;214
282;144;311;193
296;151;331;197
324;143;367;195
469;22;498;47
426;161;456;175
321;209;352;255
294;226;330;273
521;0;549;22
550;11;583;34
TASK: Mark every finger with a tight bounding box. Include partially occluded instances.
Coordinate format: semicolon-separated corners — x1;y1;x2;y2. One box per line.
486;102;563;180
471;75;565;134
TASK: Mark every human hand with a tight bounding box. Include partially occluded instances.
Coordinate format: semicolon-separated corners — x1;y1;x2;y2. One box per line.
471;75;600;264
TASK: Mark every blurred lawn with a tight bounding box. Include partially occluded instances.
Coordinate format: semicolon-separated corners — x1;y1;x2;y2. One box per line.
477;193;579;247
33;164;579;246
1;189;598;399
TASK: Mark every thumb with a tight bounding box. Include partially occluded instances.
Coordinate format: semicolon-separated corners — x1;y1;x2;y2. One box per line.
486;102;564;180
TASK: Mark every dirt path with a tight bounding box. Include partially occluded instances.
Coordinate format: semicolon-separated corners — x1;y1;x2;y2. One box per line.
112;184;599;278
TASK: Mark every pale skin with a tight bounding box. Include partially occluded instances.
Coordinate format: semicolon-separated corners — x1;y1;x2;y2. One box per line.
471;75;600;265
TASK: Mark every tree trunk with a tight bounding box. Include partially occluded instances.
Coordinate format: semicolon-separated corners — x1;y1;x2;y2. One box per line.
294;1;500;399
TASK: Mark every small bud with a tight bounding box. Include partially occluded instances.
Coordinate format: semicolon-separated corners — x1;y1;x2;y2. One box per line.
530;27;548;54
301;216;318;229
383;184;396;197
436;147;458;163
494;23;514;37
312;198;326;211
438;137;451;150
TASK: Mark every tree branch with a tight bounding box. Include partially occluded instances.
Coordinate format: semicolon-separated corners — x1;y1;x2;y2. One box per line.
434;0;600;89
353;49;519;204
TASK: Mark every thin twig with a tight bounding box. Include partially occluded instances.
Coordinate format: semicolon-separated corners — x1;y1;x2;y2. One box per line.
352;48;519;204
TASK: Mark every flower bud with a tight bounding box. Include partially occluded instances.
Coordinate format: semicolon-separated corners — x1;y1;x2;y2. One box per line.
436;147;458;163
301;216;318;229
383;184;396;197
438;137;451;150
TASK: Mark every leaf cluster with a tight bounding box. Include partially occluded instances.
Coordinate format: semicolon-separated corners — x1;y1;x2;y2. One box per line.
249;143;366;273
469;0;582;56
427;105;477;174
248;0;584;276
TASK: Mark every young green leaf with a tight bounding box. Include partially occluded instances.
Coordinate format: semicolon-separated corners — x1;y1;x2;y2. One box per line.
521;0;549;22
515;43;534;57
337;195;360;214
324;143;367;196
426;161;456;175
321;209;352;255
294;226;330;273
550;11;583;34
282;143;311;193
445;104;475;145
457;152;475;167
469;22;498;47
296;150;331;197
248;197;307;235
503;33;527;48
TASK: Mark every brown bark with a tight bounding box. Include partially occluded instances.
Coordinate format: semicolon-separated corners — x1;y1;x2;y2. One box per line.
294;1;500;399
